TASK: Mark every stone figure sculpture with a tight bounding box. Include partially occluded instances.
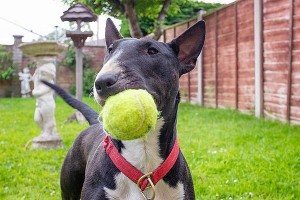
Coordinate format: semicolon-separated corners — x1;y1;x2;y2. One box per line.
18;67;32;97
32;61;62;148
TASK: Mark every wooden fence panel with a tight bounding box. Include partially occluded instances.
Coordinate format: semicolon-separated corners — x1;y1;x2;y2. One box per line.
263;0;290;121
237;0;255;113
216;5;236;108
203;14;217;107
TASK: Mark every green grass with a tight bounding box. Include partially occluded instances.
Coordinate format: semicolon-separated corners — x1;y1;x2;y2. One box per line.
0;98;299;199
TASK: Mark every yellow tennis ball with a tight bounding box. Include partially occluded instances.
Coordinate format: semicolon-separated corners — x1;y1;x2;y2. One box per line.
101;89;158;140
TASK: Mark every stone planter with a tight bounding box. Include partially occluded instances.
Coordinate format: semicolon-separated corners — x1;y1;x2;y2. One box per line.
18;41;67;57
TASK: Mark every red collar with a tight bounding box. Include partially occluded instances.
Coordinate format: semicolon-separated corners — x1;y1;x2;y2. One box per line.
103;135;180;192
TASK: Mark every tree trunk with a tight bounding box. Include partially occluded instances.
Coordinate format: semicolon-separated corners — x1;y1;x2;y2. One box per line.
124;0;143;38
152;0;172;40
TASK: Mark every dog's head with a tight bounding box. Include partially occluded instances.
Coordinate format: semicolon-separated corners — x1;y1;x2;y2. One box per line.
94;18;205;114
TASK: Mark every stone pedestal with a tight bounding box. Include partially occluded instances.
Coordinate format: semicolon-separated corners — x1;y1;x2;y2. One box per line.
32;134;62;149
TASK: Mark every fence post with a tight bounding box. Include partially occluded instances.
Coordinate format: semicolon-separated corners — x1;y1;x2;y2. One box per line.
287;0;294;123
214;11;218;108
197;9;206;106
234;2;239;110
254;0;263;118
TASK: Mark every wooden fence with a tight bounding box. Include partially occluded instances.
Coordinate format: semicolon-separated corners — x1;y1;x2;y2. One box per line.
160;0;300;124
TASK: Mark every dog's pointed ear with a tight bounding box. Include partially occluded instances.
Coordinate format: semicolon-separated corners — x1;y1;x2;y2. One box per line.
105;18;123;48
168;20;205;75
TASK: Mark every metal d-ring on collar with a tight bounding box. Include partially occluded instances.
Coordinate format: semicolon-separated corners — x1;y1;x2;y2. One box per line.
137;172;156;200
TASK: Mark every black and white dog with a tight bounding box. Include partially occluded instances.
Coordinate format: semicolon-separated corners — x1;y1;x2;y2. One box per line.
44;18;205;200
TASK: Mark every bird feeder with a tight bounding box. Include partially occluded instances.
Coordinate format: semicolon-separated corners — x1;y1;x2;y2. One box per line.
61;3;97;101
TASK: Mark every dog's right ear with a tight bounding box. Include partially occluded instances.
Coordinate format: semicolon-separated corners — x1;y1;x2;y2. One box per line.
105;18;123;47
168;20;205;76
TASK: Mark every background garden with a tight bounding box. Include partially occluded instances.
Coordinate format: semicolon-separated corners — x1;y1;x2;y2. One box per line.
1;0;300;199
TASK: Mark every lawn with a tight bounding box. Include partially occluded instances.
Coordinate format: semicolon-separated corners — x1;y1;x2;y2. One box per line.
0;97;299;199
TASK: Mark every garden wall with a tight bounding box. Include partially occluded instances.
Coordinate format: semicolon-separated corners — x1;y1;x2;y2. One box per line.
160;0;300;124
0;40;105;97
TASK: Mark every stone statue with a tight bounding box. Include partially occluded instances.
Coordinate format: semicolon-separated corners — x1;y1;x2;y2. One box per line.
32;60;62;148
18;67;32;98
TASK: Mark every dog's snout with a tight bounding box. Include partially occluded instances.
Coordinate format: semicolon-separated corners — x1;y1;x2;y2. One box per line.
95;73;118;97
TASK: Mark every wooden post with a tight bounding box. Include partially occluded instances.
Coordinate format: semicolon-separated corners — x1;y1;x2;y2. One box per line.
287;0;294;123
214;11;218;108
197;9;206;106
254;0;263;118
187;21;191;102
234;2;239;110
76;48;83;101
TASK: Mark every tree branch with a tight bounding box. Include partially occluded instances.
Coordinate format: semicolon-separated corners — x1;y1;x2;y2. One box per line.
152;0;172;40
123;0;143;38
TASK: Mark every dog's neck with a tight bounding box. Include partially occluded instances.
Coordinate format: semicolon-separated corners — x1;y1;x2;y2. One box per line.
110;93;180;173
158;93;180;159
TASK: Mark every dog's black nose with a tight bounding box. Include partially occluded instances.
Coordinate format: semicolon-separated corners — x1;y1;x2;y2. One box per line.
95;73;118;97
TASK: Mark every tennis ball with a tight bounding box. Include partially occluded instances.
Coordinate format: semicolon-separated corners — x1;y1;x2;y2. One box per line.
101;89;158;140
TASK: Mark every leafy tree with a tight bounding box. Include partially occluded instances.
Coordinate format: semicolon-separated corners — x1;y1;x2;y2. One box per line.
164;1;222;25
120;1;222;37
63;0;222;39
64;0;180;39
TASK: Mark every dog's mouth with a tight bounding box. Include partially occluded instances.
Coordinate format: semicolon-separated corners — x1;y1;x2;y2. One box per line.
95;87;160;110
93;70;161;110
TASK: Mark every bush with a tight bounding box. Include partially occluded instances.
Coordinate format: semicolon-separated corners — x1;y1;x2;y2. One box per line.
67;68;97;97
83;68;96;97
63;46;91;71
0;45;16;80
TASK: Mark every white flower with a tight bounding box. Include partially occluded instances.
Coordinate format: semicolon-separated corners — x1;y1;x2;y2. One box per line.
249;192;254;197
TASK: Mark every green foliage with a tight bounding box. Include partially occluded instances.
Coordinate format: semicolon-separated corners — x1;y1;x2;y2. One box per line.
69;75;96;99
1;66;16;80
83;68;96;97
119;17;131;37
1;98;300;199
120;0;222;37
120;16;155;37
0;45;16;80
164;1;222;25
62;46;92;71
62;46;76;70
66;0;222;37
68;84;76;96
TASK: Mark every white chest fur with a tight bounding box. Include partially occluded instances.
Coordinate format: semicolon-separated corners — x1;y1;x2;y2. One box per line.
104;118;185;200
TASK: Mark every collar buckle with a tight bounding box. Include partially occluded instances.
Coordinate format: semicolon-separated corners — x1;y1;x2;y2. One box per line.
137;172;156;200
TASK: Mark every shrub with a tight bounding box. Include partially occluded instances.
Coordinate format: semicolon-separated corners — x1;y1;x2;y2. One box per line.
83;68;96;97
63;46;91;71
0;45;16;80
67;69;96;97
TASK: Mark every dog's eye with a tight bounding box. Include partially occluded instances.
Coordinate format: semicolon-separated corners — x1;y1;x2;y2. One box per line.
107;45;113;54
147;47;159;55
